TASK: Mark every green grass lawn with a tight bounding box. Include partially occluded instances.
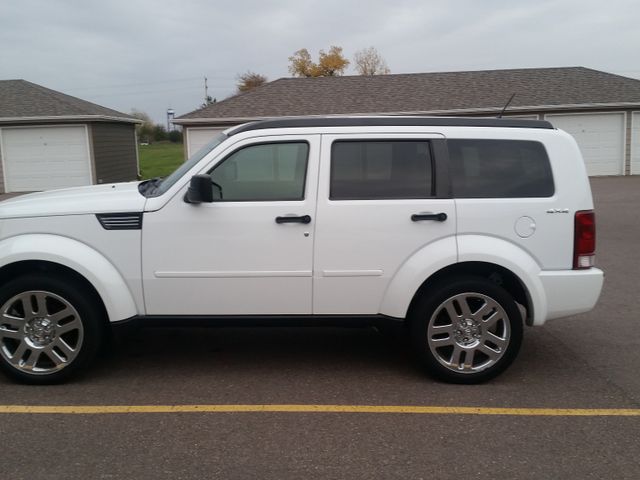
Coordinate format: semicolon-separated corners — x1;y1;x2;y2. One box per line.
138;142;185;179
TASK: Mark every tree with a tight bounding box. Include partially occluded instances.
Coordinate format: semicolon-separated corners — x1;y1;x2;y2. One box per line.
130;109;154;144
354;47;390;75
288;49;315;77
317;46;350;76
153;124;168;142
237;71;268;93
288;46;350;77
130;110;177;144
168;129;183;143
200;96;216;109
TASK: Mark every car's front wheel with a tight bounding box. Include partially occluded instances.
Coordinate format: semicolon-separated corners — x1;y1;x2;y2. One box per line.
0;273;104;384
410;276;523;384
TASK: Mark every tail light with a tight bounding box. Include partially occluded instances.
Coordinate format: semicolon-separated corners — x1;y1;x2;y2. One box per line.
574;210;596;269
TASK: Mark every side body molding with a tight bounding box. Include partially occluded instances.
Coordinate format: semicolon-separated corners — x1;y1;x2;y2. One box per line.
0;234;138;322
379;236;458;318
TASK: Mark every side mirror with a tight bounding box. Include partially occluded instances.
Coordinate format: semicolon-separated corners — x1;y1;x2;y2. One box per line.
184;174;214;204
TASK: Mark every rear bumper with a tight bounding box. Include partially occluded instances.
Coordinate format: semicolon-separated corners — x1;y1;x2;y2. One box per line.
535;268;604;325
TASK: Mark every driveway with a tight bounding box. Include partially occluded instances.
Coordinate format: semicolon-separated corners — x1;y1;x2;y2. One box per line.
0;177;639;479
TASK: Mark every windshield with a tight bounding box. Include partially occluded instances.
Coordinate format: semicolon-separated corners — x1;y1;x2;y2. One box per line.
142;132;227;197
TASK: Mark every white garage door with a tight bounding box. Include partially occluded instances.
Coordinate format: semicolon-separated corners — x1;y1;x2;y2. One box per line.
186;128;226;158
1;126;91;192
632;112;640;175
548;113;625;176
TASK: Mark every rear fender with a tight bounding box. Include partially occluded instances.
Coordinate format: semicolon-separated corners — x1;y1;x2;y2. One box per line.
380;235;547;325
379;236;458;318
457;235;546;325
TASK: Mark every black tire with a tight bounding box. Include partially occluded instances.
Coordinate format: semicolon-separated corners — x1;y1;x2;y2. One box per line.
0;273;104;384
409;276;523;384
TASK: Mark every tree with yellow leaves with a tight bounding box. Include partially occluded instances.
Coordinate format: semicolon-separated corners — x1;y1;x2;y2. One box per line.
236;71;268;93
288;46;350;77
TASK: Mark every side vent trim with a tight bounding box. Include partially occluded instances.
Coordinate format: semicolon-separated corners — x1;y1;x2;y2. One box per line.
96;213;143;230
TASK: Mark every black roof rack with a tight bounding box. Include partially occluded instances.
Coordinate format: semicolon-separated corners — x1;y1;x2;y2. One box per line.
228;116;554;136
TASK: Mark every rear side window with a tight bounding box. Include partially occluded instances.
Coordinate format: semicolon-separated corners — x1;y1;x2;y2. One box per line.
449;139;554;198
330;141;433;200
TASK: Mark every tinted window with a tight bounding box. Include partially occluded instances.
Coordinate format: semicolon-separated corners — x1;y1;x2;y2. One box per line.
330;141;433;200
148;133;227;197
449;139;554;198
209;142;308;201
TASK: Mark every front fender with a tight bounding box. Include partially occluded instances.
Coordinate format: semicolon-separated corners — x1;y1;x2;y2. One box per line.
0;234;138;322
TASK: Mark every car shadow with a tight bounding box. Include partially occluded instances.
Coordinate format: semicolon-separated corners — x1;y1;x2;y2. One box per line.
95;325;421;380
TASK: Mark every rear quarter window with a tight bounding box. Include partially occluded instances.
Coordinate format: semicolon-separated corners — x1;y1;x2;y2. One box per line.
449;139;554;198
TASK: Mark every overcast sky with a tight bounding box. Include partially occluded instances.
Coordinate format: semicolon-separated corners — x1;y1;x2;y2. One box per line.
2;0;639;124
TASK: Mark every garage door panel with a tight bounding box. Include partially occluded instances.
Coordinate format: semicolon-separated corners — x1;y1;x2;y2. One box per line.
6;146;87;166
2;126;91;192
632;112;640;175
9;172;90;190
187;128;225;157
549;113;624;176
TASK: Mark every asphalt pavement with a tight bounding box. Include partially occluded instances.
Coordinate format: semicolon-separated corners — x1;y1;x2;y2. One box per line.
1;177;639;479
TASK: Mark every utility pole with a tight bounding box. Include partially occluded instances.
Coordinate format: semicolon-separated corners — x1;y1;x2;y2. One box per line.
204;76;209;105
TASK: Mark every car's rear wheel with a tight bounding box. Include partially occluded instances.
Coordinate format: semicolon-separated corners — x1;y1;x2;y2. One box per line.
410;276;523;384
0;274;104;384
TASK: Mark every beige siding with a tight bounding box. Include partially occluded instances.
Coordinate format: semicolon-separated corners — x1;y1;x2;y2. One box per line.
91;123;138;184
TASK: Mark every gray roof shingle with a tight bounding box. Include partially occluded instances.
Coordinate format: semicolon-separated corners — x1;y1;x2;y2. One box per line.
0;79;136;122
176;67;640;122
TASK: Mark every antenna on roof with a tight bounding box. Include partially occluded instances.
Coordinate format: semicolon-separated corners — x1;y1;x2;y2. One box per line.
497;93;516;118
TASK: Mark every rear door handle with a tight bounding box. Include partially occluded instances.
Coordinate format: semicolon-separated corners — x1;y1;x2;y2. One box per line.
411;212;448;222
275;215;312;224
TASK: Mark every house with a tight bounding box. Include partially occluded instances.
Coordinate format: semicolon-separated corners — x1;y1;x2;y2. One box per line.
0;80;140;193
174;67;640;176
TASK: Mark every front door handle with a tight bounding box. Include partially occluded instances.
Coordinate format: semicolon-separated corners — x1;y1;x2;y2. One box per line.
275;215;312;224
411;212;448;222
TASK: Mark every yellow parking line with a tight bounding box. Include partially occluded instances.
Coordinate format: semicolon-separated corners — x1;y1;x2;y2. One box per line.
0;404;639;416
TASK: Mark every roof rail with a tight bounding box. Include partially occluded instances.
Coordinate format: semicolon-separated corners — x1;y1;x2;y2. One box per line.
228;116;554;136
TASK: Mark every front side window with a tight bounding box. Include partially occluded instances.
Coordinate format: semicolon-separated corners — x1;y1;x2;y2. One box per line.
208;142;309;201
449;139;554;198
330;141;434;200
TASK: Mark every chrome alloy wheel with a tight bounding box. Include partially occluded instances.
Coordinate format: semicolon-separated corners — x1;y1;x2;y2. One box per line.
427;292;510;374
0;291;84;375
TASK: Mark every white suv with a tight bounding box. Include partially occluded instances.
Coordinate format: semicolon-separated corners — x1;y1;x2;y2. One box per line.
0;117;604;384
